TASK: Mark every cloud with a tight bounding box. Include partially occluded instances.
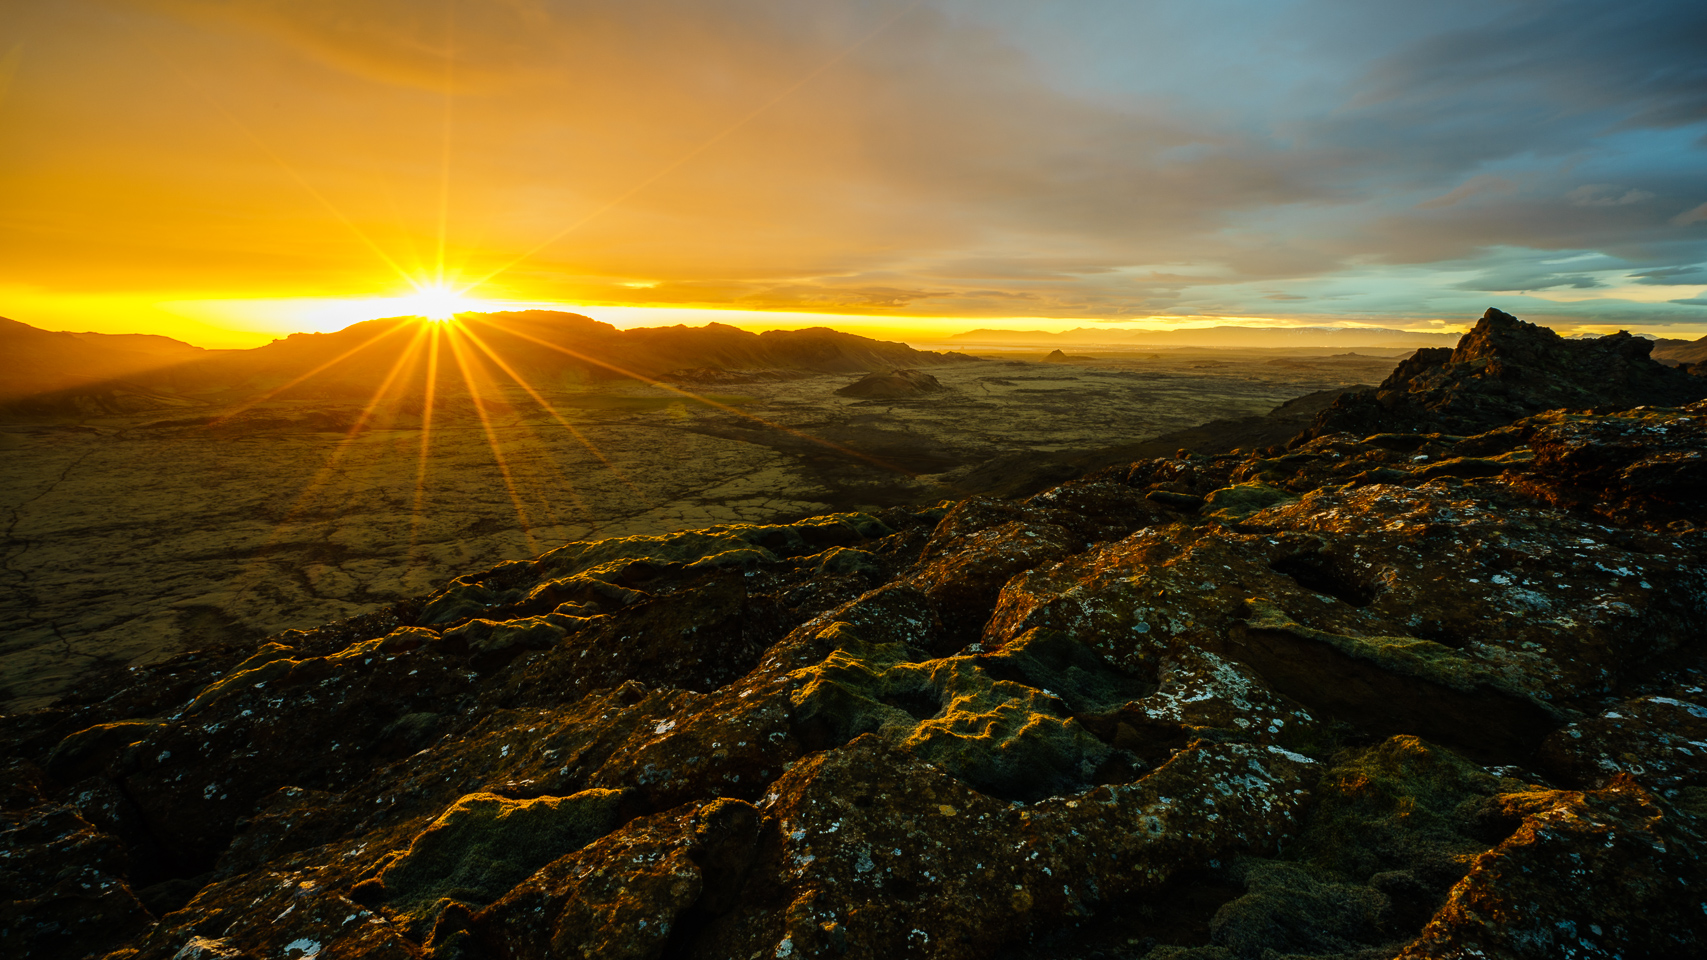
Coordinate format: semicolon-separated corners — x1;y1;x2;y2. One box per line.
1568;185;1656;207
1417;175;1515;209
117;0;560;91
1631;264;1707;285
4;0;1705;335
1674;202;1707;225
1345;0;1707;134
1450;250;1628;293
1459;274;1605;292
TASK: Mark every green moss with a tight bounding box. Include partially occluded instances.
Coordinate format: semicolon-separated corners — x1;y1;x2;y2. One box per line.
379;789;624;920
418;584;501;625
1208;861;1387;958
788;625;1124;801
442;617;566;656
1203;483;1297;521
684;547;774;574
538;531;777;579
533;512;893;581
1295;735;1502;882
978;628;1155;714
807;546;884;578
1244;599;1489;694
1169;736;1526;960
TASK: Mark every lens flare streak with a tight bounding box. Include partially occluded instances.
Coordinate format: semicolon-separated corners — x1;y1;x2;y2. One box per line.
441;323;547;553
472;315;928;480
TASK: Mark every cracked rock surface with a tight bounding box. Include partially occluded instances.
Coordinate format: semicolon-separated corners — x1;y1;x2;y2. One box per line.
4;313;1706;959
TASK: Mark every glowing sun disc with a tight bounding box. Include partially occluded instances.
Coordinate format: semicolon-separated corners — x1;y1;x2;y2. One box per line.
394;285;477;321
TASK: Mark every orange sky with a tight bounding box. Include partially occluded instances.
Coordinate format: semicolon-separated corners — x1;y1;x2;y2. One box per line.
3;1;1703;348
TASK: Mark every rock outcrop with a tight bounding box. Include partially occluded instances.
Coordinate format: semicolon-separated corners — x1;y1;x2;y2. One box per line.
1298;307;1707;442
4;313;1706;960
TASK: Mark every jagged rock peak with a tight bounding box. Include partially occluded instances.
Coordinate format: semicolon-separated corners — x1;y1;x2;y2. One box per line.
1451;306;1654;366
1298;307;1707;442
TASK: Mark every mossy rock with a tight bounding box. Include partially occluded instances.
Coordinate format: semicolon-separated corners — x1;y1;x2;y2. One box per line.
184;651;299;715
1167;736;1535;959
419;584;502;625
533;512;889;580
1208;860;1389;958
978;628;1155;714
442;617;566;657
1202;482;1297;521
789;624;1124;801
1242;599;1488;695
1295;735;1510;883
808;546;884;578
45;720;167;782
684;546;774;574
377;789;625;921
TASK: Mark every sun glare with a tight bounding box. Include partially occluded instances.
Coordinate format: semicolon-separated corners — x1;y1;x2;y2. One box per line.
394;284;478;321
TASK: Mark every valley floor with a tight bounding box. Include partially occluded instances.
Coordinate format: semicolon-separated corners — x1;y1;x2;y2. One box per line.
0;351;1396;711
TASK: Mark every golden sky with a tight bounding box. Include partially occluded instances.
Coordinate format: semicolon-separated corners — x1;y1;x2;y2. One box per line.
3;0;1705;348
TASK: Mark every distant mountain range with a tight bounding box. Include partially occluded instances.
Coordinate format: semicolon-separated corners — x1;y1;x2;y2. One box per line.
8;309;1701;417
0;311;976;415
1653;335;1707;366
947;325;1461;349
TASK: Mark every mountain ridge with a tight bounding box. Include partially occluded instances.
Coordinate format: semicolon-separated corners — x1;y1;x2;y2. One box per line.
0;311;979;415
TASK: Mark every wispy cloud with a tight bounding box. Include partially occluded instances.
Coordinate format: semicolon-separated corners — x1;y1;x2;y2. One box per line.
1673;201;1707;226
1418;175;1516;209
1568;185;1656;207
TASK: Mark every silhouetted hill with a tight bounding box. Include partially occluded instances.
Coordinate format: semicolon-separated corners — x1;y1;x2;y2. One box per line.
0;316;207;400
0;311;978;415
1653;333;1707;366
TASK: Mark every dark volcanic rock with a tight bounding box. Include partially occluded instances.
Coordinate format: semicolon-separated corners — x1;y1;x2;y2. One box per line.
1299;307;1707;443
5;317;1707;960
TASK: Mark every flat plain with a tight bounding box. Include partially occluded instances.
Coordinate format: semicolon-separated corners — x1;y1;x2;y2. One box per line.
0;348;1400;711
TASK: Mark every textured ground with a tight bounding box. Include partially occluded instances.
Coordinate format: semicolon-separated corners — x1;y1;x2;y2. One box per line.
0;351;1395;712
3;396;1703;960
3;315;1706;959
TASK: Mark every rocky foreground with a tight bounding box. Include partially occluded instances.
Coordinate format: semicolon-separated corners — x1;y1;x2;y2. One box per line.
5;310;1707;960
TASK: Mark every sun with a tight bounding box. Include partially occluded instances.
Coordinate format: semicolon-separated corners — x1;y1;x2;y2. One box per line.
392;283;478;321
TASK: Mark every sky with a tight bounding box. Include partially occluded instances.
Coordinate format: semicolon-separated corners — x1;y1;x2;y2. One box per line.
2;0;1705;348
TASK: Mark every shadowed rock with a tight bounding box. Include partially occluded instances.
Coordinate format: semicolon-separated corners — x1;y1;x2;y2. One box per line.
1297;307;1707;443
